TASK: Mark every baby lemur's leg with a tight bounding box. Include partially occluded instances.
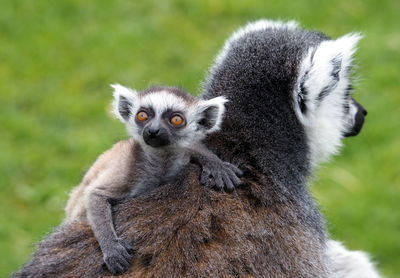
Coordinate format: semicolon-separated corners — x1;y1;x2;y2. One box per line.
85;186;134;275
189;144;243;192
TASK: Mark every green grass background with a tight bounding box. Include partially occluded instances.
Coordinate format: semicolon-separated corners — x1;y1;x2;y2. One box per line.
0;0;399;277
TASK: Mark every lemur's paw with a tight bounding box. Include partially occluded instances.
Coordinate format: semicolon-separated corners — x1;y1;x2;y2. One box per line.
103;238;134;275
200;162;243;193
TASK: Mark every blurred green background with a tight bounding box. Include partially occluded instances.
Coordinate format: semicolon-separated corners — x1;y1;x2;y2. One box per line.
0;0;399;277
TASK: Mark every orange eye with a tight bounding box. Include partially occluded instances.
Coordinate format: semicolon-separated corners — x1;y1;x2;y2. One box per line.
170;115;184;126
137;111;148;121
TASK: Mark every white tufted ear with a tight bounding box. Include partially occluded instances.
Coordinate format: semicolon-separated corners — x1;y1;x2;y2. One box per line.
111;84;138;123
196;96;228;134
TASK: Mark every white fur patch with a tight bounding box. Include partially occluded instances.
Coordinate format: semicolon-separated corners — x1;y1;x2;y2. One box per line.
293;34;361;167
326;240;381;278
140;91;187;113
214;19;300;69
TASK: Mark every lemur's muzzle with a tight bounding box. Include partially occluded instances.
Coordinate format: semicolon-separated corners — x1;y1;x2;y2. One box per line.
143;127;170;147
344;99;367;137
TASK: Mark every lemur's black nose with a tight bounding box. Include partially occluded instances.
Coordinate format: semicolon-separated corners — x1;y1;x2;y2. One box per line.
353;99;367;116
148;128;160;136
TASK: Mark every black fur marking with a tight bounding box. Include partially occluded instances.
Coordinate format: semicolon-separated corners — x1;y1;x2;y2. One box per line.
310;48;317;65
343;84;353;113
317;84;335;102
299;79;308;114
134;107;155;126
331;56;342;81
162;109;187;129
119;96;133;121
316;56;342;103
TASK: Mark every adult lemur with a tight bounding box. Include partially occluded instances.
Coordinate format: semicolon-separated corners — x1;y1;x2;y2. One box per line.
203;19;378;277
15;20;380;277
65;85;242;274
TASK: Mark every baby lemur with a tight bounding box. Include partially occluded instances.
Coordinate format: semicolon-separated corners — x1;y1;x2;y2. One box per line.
65;84;242;274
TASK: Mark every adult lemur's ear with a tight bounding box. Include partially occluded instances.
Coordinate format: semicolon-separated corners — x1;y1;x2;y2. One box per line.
296;33;362;117
111;84;138;122
197;96;228;133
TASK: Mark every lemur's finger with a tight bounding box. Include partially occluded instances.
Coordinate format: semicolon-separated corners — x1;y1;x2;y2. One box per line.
115;261;127;274
222;172;235;193
106;257;125;275
233;166;244;177
225;162;243;176
121;248;133;262
116;251;130;269
226;168;242;186
119;238;134;255
215;174;224;190
200;170;211;186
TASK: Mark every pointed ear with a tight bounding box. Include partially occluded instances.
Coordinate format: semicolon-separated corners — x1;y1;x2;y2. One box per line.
311;33;362;82
295;33;362;117
111;84;137;122
197;96;228;133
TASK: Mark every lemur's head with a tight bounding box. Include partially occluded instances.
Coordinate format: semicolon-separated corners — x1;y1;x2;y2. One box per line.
111;85;227;149
292;31;366;166
204;19;367;171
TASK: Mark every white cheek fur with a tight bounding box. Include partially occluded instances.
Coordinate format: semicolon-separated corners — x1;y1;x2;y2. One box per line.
293;34;361;168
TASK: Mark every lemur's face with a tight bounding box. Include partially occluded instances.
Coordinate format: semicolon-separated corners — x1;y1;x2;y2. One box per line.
134;105;186;148
292;34;366;166
111;85;227;150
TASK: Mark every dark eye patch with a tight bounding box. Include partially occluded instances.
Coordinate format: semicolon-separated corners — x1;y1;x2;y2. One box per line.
162;109;186;128
134;106;155;125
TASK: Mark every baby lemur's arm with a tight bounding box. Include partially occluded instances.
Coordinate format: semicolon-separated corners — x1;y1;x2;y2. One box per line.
85;182;134;274
65;139;136;274
188;143;242;193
